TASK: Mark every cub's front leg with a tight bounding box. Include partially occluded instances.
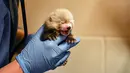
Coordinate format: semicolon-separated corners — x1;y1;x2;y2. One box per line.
41;26;59;41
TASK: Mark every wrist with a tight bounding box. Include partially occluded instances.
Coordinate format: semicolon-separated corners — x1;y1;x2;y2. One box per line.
16;54;30;73
14;60;24;73
0;60;23;73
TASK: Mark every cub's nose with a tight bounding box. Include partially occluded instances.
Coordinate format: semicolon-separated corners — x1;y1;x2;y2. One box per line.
67;26;71;30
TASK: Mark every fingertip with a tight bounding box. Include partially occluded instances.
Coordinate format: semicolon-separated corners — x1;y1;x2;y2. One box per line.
55;51;70;67
75;37;80;43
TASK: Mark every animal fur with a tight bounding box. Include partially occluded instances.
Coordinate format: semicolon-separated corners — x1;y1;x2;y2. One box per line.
41;8;76;43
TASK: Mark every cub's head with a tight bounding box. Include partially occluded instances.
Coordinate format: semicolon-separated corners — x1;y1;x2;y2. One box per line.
45;8;74;35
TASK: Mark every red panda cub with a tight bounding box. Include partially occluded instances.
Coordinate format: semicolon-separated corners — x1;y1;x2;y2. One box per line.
41;8;76;43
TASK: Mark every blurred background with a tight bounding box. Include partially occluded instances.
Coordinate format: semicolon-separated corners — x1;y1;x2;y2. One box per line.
18;0;130;73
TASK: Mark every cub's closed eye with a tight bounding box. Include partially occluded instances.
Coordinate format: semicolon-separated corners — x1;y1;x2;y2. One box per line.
60;21;65;24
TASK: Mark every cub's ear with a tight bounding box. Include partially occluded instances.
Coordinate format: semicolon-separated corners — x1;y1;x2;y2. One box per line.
49;17;52;22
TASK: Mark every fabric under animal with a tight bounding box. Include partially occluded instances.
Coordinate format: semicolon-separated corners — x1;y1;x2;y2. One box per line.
41;8;76;43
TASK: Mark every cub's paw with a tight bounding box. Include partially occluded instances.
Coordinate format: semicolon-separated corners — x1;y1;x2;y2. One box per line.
66;34;76;43
62;60;68;66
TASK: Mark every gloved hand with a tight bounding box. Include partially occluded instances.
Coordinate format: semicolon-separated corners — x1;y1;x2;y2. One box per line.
16;25;80;73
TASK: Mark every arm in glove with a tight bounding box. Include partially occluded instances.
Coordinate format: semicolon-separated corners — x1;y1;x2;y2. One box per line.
16;25;80;73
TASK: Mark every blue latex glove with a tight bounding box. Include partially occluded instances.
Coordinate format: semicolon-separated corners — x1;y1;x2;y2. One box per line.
16;25;80;73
